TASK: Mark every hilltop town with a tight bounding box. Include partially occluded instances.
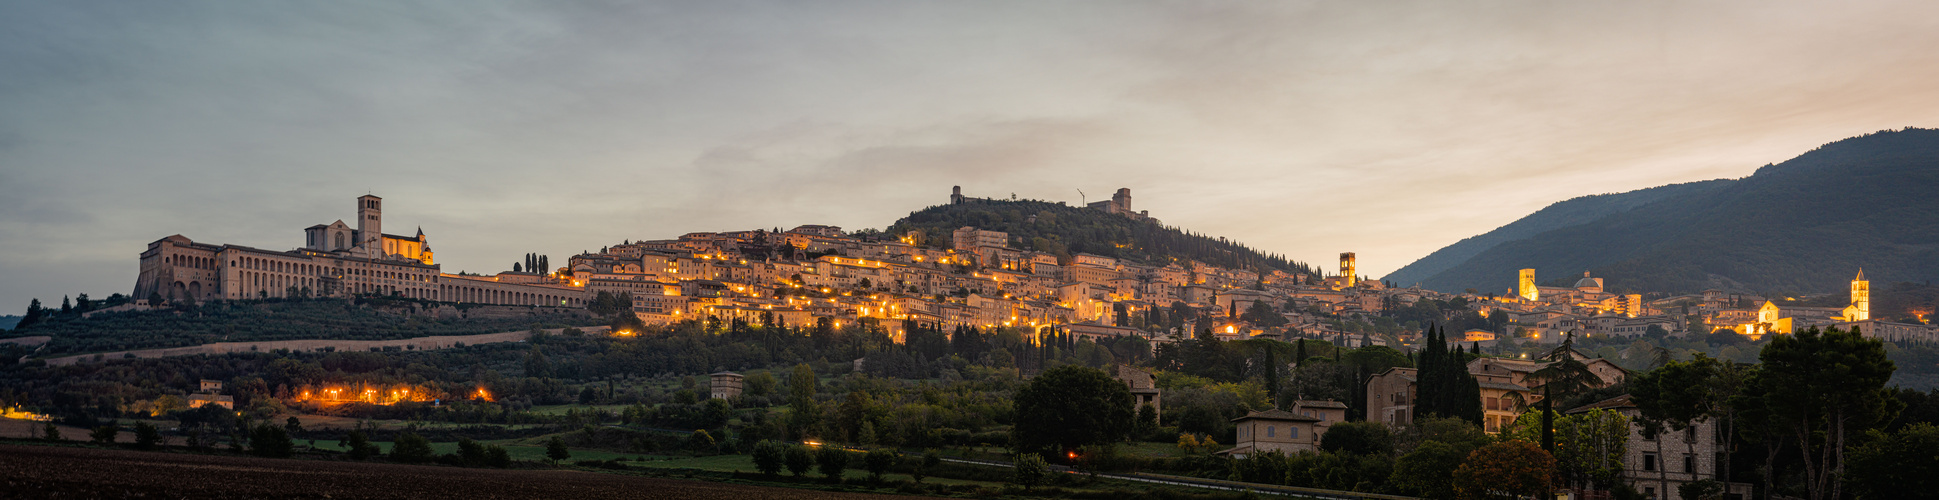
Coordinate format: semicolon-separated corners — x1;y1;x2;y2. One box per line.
3;186;1934;500
123;188;1936;356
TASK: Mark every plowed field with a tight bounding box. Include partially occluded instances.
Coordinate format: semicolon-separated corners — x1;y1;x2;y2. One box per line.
0;444;932;499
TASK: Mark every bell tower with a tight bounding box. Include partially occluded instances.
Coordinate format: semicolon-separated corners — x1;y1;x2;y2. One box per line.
1518;269;1539;301
356;195;382;255
1339;252;1357;288
1850;269;1870;321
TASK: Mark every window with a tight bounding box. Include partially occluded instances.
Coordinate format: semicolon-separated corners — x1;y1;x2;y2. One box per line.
1290;427;1299;439
1643;453;1657;471
1684;454;1696;473
1266;426;1275;438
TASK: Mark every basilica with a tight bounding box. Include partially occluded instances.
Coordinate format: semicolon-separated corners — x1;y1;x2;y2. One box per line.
133;195;582;308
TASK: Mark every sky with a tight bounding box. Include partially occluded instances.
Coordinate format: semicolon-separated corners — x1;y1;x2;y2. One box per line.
3;1;1938;312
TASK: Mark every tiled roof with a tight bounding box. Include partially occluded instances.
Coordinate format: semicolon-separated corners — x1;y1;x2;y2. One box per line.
1230;409;1321;423
1565;394;1636;414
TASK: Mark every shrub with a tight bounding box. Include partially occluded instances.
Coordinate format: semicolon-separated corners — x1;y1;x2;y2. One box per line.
133;422;162;450
863;448;898;483
392;432;435;463
815;446;850;481
1013;453;1049;490
249;424;294;458
344;430;377;460
486;445;512;467
90;425;120;445
785;445;815;477
751;440;788;476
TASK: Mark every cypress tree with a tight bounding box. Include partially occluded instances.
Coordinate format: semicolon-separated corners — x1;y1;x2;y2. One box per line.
1265;344;1280;408
1294;339;1308;367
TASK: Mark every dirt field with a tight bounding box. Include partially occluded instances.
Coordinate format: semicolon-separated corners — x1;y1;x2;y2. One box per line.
0;444;936;499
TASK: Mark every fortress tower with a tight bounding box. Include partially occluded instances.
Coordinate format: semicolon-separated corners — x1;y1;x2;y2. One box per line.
1518;269;1539;301
1339;252;1357;288
1847;269;1870;322
951;186;965;205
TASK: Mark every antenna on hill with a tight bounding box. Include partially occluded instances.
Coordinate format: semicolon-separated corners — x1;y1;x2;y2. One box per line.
1077;189;1086;206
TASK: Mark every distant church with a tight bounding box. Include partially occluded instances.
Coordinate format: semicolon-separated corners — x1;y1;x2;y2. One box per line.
301;195;433;265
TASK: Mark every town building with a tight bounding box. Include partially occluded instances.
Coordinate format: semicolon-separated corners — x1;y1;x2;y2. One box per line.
709;372;745;400
1567;395;1752;500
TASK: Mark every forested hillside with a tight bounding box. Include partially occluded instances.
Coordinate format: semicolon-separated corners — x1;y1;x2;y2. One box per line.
1382;179;1732;286
886;199;1312;275
5;298;593;356
1410;128;1939;296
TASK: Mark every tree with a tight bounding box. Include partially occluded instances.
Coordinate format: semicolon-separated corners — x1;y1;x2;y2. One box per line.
1134;403;1159;438
133;422;162;450
1452;440;1555;500
1013;453;1050;490
751;440;787;477
457;438;488;466
1319;421;1395;456
1390;441;1468;499
42;422;60;441
788;364;820;438
1505;409;1629;492
863;448;897;483
785;445;816;477
91;424;119;444
544;436;571;464
1632;354;1739;490
344;430;376;460
913;450;942;483
1011;365;1134;456
487;445;512;467
17;298;43;330
814;445;849;481
249;424;293;458
1753;326;1896;500
393;432;435;463
1845;422;1939;499
523;347;553;378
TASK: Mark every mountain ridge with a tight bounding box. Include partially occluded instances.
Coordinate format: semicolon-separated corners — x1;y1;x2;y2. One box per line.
1396;127;1939;296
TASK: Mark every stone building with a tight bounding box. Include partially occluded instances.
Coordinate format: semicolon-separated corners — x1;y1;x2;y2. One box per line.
709;372;745;400
1114;365;1161;418
1567;395;1751;500
1222;400;1347;458
132;195;584;308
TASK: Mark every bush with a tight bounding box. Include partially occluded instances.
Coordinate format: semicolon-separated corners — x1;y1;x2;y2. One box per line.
863;448;898;483
344;430;377;460
751;440;787;476
133;422;162;450
815;446;850;481
488;445;512;467
1319;421;1394;456
90;425;119;445
785;445;816;477
392;432;435;463
1013;453;1049;490
913;449;942;483
249;424;294;458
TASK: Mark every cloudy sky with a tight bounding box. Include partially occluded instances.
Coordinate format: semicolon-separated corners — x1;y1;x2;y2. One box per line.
3;1;1937;311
